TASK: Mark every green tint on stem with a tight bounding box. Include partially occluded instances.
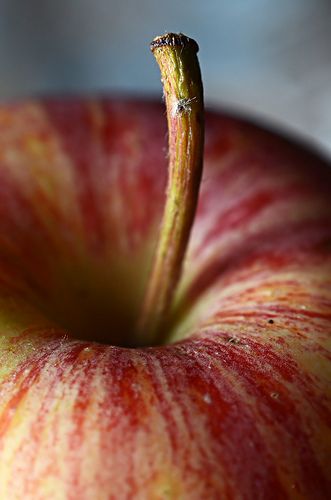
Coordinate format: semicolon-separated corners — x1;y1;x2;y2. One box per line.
137;33;204;345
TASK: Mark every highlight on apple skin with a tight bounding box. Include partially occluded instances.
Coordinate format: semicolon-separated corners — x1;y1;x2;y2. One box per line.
0;97;330;499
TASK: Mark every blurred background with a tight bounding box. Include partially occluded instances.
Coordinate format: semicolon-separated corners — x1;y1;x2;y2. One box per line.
0;0;330;155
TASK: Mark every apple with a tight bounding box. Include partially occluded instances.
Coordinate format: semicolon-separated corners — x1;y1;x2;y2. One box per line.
0;34;330;499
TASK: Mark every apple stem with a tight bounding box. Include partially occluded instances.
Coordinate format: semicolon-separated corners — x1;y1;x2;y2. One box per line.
137;33;204;345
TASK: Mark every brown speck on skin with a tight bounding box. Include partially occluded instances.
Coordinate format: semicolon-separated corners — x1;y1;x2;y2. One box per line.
271;392;280;399
227;337;241;345
268;319;274;324
317;236;331;253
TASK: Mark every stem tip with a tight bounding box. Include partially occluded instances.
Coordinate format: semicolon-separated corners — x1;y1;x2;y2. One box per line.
150;33;199;53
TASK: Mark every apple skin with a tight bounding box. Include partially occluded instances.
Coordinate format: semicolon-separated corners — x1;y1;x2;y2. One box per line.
0;98;330;499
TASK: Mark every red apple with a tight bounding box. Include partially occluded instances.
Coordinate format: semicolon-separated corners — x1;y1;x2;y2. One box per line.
0;42;330;499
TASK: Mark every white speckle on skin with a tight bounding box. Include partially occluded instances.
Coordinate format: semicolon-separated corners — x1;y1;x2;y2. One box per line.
131;383;141;392
203;393;212;404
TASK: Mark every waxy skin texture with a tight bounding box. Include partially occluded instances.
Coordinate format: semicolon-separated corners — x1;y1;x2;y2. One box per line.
0;99;330;499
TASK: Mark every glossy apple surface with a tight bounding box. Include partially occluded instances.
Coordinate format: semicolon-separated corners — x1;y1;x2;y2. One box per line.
0;99;330;499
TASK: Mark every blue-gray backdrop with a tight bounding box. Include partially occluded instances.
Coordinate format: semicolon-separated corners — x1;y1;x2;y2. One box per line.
0;0;330;154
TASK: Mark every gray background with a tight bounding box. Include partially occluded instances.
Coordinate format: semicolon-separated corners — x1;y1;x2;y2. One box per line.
1;0;330;155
